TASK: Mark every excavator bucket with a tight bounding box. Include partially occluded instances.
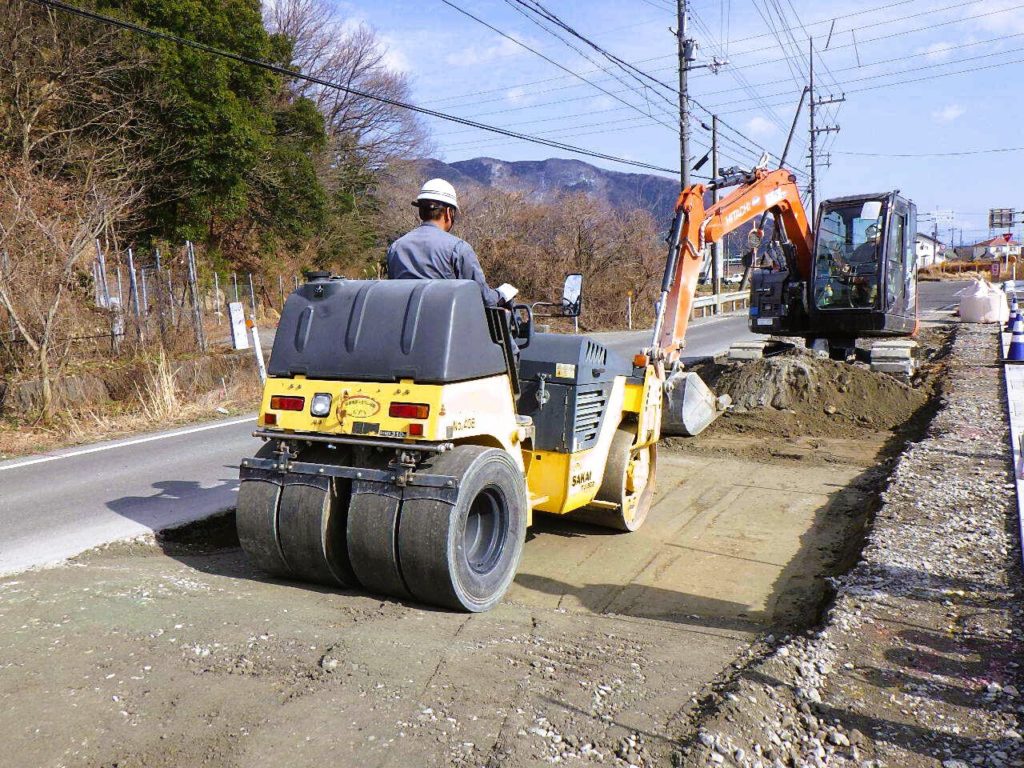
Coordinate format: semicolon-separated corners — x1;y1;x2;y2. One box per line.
661;371;729;436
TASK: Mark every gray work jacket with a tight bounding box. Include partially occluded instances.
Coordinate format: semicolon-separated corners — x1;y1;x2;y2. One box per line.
386;222;500;307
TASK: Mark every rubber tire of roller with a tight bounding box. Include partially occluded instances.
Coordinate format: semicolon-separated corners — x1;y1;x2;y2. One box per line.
398;446;527;613
277;477;359;588
236;444;292;578
582;427;657;532
346;487;412;600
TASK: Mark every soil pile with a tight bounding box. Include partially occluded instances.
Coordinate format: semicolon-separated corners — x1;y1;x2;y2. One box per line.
691;349;930;439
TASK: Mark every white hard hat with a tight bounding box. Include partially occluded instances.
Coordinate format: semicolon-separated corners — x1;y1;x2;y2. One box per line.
414;178;459;211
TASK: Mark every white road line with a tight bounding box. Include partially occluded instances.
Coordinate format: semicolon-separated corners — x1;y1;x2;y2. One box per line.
0;416;255;473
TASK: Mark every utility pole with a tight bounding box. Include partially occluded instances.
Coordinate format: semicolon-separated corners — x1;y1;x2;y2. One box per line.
808;38;843;217
711;115;721;295
677;0;694;190
809;38;816;215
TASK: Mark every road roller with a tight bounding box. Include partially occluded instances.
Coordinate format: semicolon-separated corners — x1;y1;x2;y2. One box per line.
236;274;665;612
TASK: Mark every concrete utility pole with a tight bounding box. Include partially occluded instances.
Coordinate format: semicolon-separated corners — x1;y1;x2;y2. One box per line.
677;0;694;190
809;37;816;216
711;115;721;295
807;38;843;220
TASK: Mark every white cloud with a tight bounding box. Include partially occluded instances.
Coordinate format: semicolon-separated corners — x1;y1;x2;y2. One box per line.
918;41;956;61
505;87;533;106
745;116;777;136
964;0;1024;35
448;37;525;67
379;35;411;73
932;104;965;123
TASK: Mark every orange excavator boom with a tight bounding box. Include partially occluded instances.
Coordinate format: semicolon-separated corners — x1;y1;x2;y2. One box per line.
651;167;813;363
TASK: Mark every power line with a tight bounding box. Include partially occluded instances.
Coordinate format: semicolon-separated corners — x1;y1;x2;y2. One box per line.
501;0;678;118
836;146;1024;158
700;41;1024;114
510;0;680;100
436;0;678;131
23;0;680;175
419;0;919;109
420;0;1019;122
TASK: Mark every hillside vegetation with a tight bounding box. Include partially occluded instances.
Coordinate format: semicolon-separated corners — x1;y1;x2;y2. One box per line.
0;0;671;421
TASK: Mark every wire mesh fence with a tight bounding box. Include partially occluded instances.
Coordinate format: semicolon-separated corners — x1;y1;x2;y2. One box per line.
0;240;303;370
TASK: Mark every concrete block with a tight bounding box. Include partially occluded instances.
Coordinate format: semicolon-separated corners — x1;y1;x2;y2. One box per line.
871;348;914;361
727;341;767;361
871;340;918;362
871;360;915;377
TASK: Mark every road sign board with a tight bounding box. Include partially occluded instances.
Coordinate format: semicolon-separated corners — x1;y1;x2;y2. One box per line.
992;262;1002;279
228;301;250;350
990;208;1016;229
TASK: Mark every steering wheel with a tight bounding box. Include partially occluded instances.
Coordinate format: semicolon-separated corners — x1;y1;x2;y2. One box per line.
865;223;880;241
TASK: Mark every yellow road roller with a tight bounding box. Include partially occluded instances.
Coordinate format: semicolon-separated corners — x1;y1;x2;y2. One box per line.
237;274;664;611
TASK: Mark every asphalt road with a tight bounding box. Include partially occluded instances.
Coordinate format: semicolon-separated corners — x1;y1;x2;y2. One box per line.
0;281;965;577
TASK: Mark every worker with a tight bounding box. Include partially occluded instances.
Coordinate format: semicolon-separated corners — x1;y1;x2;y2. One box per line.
387;179;510;307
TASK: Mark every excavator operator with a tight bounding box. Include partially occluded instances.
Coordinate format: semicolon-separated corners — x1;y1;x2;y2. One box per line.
387;179;512;307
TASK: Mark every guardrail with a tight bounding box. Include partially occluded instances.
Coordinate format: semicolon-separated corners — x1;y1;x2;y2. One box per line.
691;290;749;318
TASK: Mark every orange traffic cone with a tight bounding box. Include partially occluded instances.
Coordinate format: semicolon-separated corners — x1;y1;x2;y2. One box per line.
1008;315;1024;361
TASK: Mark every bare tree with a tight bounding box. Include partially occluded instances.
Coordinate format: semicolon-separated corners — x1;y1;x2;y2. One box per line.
0;166;143;419
263;0;431;169
0;2;154;420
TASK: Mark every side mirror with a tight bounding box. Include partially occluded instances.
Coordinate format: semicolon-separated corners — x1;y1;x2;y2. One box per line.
561;273;583;317
746;228;763;250
511;303;533;350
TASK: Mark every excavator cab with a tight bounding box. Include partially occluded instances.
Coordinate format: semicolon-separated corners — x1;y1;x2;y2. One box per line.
811;193;917;328
749;190;918;352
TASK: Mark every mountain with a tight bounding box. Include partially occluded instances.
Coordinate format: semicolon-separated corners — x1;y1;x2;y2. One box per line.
419;157;680;223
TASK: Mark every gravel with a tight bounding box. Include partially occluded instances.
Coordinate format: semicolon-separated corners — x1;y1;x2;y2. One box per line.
681;324;1024;768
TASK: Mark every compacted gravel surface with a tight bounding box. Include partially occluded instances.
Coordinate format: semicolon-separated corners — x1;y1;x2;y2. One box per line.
684;324;1024;768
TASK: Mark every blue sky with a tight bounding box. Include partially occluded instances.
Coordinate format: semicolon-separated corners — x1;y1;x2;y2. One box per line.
334;0;1024;245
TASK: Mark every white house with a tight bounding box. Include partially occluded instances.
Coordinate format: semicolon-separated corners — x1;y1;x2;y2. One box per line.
915;232;946;268
965;234;1022;261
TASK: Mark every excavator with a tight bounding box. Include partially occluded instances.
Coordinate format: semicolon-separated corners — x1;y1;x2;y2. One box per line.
234;160;910;612
743;182;918;358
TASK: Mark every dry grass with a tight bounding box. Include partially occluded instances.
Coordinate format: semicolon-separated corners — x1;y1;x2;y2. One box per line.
0;354;262;460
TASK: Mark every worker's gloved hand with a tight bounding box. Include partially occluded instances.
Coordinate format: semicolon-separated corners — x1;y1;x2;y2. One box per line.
496;283;519;306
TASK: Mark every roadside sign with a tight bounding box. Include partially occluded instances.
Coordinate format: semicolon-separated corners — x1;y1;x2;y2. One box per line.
228;301;250;350
990;208;1016;229
991;262;1002;280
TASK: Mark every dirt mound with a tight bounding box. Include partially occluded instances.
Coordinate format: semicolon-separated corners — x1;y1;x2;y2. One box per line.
691;350;929;439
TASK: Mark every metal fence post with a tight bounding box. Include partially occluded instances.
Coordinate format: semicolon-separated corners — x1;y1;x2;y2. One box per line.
1;250;15;342
186;241;207;352
214;272;222;325
248;273;257;318
166;270;177;328
94;239;111;309
126;248;144;343
140;267;149;317
232;272;239;303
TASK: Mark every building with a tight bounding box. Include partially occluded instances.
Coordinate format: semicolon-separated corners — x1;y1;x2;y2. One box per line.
963;233;1022;262
915;232;946;268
